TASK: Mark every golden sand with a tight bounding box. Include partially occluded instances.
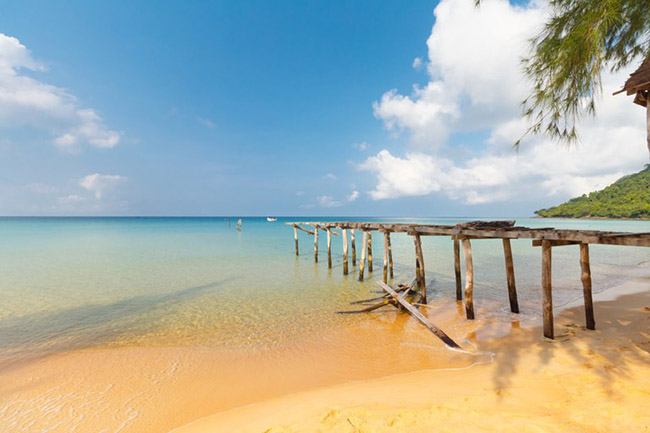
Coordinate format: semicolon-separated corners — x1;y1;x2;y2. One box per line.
2;279;650;433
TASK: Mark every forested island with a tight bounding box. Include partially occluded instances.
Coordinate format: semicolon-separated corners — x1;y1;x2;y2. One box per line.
535;165;650;219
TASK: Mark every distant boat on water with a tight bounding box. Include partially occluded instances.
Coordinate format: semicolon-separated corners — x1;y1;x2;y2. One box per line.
266;217;278;222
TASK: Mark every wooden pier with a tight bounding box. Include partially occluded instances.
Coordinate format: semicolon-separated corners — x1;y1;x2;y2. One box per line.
287;221;650;341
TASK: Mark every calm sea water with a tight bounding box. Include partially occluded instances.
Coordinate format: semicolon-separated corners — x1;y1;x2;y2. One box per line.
1;217;649;367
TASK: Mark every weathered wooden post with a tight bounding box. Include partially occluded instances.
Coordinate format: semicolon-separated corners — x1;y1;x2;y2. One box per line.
387;232;393;279
414;233;427;304
358;231;368;281
541;239;554;339
502;239;519;313
314;224;319;263
326;228;332;268
580;243;595;330
367;231;373;272
462;237;474;320
351;229;356;267
382;231;389;283
293;225;299;256
342;229;349;275
453;237;462;301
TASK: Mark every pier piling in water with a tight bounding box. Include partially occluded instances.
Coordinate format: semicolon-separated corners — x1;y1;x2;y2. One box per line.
287;220;650;341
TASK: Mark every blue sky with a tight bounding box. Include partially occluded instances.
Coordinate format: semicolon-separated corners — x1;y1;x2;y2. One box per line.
0;0;647;216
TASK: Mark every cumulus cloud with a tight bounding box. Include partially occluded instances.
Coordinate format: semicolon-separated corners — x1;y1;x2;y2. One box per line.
0;34;120;150
347;190;360;202
412;57;423;70
362;0;647;205
323;173;337;180
317;195;343;208
79;173;127;199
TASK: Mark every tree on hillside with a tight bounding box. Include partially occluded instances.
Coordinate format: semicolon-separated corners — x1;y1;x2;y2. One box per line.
507;0;650;153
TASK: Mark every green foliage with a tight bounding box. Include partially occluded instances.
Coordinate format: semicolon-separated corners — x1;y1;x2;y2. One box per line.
535;165;650;218
520;0;650;146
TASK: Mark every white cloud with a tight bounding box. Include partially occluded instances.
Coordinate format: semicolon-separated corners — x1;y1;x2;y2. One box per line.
0;33;120;150
347;190;360;202
317;195;342;208
362;0;648;205
353;141;370;151
197;117;215;128
412;57;423;70
79;173;127;199
323;173;337;180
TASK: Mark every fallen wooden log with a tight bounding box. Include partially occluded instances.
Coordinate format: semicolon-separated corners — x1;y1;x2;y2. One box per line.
377;281;461;349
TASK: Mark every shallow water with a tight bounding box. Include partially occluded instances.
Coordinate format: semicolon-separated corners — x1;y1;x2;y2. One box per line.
1;216;649;366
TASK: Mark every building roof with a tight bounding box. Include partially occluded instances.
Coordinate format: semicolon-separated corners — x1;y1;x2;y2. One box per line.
616;57;650;107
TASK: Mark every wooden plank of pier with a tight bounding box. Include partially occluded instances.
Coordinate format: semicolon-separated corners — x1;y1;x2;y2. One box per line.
367;231;373;273
359;231;368;281
453;237;462;301
377;281;460;349
502;238;519;314
413;233;427;304
342;229;349;275
383;231;389;283
461;237;475;320
541;239;554;339
293;225;299;256
313;224;319;262
580;243;595;330
351;229;356;267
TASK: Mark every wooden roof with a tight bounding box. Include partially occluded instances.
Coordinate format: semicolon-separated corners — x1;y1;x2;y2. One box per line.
615;57;650;106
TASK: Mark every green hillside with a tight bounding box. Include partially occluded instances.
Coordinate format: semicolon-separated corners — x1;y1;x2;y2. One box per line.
535;165;650;219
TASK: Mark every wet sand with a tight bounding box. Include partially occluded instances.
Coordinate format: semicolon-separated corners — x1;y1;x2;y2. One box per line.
174;278;650;433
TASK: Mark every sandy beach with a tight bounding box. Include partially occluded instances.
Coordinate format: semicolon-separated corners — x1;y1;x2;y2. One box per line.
173;277;650;433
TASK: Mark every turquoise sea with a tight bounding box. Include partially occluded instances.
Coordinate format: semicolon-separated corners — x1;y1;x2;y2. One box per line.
1;217;649;370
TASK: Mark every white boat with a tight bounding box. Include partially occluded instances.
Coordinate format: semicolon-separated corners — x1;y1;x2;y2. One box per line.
266;217;278;222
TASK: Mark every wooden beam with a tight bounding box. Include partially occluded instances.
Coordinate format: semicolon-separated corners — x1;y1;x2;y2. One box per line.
359;231;368;281
342;229;349;275
532;240;580;247
313;225;319;263
327;228;332;269
367;231;373;272
462;237;474;320
351;229;356;267
542;239;554;339
502;238;519;314
453;237;462;301
414;234;427;305
293;225;299;256
377;281;461;349
387;232;393;279
383;231;389;283
580;243;595;330
294;225;314;235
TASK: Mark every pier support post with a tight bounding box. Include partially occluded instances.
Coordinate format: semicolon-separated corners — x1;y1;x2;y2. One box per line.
462;237;474;320
542;239;554;339
314;225;319;263
367;231;373;272
293;225;299;256
383;231;389;283
342;229;349;275
502;239;519;314
387;232;393;279
359;231;368;281
580;243;595;330
326;228;332;268
351;230;356;267
414;233;427;304
453;237;462;301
